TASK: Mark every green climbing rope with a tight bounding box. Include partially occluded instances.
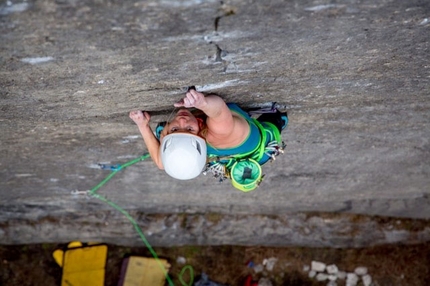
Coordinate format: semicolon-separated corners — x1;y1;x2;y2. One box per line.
179;265;194;286
87;153;193;286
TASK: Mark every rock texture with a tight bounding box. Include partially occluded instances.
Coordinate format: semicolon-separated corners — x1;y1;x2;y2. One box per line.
1;0;429;246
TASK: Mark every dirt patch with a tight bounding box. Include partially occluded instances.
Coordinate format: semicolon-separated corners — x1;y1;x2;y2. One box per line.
1;242;429;286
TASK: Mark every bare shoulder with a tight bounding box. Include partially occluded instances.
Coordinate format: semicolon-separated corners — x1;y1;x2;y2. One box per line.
205;112;250;148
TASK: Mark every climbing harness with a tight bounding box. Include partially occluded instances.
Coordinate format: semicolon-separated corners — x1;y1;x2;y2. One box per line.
204;105;288;192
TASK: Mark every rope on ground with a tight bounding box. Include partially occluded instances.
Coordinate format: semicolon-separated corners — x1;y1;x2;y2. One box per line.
179;265;194;286
87;153;193;286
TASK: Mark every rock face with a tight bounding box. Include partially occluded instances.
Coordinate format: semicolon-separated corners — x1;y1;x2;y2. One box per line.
1;0;429;246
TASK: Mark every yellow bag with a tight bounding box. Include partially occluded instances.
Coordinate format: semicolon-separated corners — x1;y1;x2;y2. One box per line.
118;256;171;286
53;241;107;286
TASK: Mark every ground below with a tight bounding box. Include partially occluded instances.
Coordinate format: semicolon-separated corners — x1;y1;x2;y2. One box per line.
1;242;429;286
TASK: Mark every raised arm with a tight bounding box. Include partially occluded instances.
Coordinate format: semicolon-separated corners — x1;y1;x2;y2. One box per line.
129;110;164;170
174;90;249;144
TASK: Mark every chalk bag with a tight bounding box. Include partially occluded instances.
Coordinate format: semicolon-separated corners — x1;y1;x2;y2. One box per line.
230;159;262;192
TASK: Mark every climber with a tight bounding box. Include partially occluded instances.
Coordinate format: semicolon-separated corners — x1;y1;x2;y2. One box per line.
129;89;287;186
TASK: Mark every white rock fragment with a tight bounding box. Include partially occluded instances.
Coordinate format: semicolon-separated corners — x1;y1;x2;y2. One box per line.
304;4;344;12
326;264;339;274
21;57;54;65
257;278;273;286
328;274;337;281
311;261;326;272
336;271;347;280
123;135;140;139
308;270;317;278
253;264;264;273
176;256;186;264
346;273;359;286
15;173;34;177
0;2;29;15
196;79;241;92
354;266;368;276
303;265;310;272
420;18;429;25
362;274;372;286
316;273;328;281
263;257;278;271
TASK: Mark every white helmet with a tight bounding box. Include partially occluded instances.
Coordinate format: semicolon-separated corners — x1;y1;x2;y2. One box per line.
160;133;207;180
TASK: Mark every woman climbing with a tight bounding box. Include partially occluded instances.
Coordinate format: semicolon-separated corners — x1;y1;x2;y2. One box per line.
129;89;287;190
